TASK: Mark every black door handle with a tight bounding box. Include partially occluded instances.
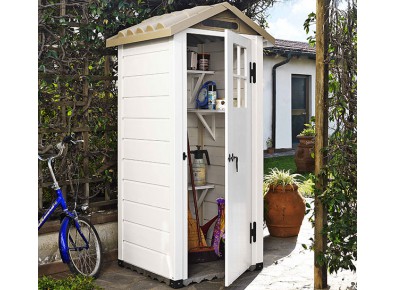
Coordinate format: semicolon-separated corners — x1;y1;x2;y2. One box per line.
228;153;234;162
228;153;239;172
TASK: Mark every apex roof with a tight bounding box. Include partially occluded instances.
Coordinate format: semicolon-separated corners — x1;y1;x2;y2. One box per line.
106;2;275;47
264;39;316;58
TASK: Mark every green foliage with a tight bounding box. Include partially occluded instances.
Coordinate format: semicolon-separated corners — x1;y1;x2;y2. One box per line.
304;0;357;274
264;168;303;189
303;12;316;46
299;116;316;137
263;167;314;198
298;176;315;198
38;275;102;290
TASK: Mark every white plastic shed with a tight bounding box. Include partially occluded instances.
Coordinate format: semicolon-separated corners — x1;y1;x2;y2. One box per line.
106;2;275;287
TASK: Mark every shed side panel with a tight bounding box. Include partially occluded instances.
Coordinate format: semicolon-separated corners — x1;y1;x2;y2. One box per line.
119;38;173;279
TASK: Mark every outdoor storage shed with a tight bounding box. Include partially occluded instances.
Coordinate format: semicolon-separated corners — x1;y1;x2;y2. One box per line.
106;2;275;287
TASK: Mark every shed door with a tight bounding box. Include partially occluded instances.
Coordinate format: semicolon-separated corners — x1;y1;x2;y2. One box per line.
224;29;252;287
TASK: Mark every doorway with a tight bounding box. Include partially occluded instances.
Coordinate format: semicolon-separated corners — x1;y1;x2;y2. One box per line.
291;75;310;148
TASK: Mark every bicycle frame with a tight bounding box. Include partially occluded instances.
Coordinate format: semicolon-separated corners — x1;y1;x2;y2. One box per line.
38;188;70;230
38;149;91;264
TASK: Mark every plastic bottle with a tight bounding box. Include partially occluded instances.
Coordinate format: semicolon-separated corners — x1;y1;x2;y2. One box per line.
207;84;217;110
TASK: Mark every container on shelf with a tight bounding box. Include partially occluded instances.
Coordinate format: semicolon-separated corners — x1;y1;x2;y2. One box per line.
216;99;226;111
198;53;210;71
208;84;217;110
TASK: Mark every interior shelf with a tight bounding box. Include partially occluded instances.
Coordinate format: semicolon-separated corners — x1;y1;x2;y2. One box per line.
188;183;215;209
187;109;225;114
187;109;224;141
187;70;215;75
187;70;215;103
188;183;215;190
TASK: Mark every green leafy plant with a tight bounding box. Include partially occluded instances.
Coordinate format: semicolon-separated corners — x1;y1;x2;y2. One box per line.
263;168;314;198
38;275;102;290
299;116;316;137
264;168;303;190
298;176;315;198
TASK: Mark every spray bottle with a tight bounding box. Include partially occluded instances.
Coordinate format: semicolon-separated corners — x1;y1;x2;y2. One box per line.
190;146;210;186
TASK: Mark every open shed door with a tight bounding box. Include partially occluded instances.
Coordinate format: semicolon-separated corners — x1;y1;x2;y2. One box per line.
224;29;252;287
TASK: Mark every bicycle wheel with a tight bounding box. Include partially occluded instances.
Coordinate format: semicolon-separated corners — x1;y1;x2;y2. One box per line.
66;216;103;278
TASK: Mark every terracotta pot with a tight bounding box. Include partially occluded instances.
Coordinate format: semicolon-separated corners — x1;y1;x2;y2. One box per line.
295;135;315;173
267;147;275;154
264;184;305;237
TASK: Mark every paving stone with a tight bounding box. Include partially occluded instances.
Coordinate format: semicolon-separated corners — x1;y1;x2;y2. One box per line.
45;194;356;289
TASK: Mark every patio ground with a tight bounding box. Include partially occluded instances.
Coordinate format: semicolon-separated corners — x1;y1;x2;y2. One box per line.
50;198;357;290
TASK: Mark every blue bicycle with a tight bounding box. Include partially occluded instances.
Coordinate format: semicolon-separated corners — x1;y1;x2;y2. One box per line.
38;135;103;278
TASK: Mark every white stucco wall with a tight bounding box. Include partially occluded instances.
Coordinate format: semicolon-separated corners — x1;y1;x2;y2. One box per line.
263;55;316;149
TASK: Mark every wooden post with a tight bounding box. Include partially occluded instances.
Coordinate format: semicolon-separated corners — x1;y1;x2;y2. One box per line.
314;0;329;289
104;56;110;201
83;60;90;203
38;133;43;210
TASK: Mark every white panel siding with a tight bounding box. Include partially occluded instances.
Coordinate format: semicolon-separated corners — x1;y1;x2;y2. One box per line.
123;119;171;141
123;200;170;232
123;38;170;56
123;159;170;187
122;97;171;119
123;221;170;255
123;50;170;76
123;242;171;278
123;139;170;164
123;73;170;97
123;180;170;210
206;165;225;185
119;37;174;279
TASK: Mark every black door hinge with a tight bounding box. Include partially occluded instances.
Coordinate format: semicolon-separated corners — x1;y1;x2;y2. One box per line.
249;62;256;83
183;152;187;160
250;222;256;243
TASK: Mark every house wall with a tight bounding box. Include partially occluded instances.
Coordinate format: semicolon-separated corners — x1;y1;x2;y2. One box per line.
263;55;316;149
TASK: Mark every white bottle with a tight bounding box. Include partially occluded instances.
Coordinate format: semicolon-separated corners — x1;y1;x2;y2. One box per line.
207;84;217;110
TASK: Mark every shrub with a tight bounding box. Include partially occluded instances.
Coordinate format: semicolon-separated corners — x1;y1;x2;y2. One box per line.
38;275;102;290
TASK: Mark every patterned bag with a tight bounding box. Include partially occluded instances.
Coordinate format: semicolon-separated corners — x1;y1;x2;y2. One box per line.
211;198;225;257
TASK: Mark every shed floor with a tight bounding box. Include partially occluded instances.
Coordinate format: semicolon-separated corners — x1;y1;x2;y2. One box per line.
185;259;224;286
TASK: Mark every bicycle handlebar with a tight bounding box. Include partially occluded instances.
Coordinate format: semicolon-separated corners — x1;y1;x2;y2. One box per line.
38;134;84;161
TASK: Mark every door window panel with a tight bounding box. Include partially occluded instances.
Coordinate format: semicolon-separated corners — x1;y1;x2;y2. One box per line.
291;75;310;147
232;44;247;108
292;77;307;110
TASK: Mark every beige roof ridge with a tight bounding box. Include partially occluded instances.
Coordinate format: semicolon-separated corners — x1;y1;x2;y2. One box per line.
107;2;275;47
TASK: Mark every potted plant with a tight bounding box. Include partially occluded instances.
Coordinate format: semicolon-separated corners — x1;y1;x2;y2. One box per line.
266;137;275;154
295;117;315;173
263;168;305;237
